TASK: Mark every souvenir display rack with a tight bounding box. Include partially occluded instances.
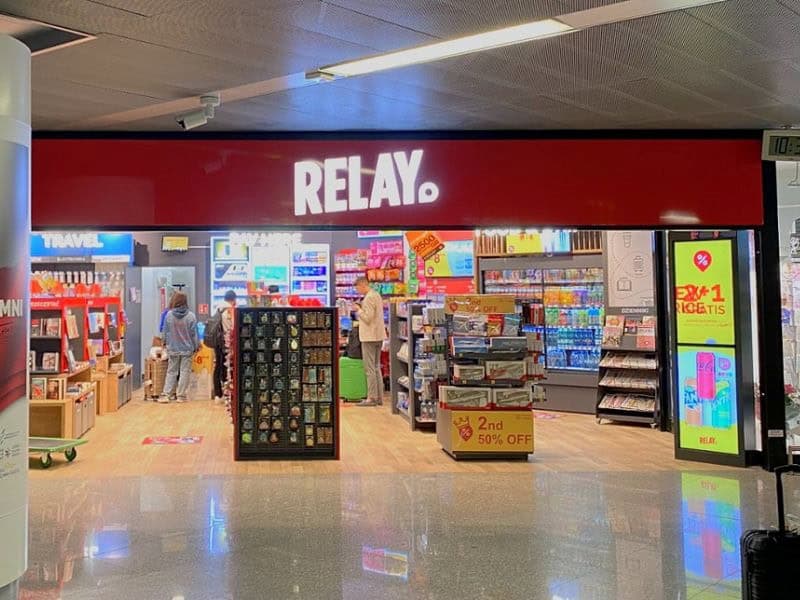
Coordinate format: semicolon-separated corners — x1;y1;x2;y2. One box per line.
596;315;659;426
233;307;339;460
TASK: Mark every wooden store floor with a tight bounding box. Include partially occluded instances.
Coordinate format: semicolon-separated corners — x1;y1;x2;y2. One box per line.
29;391;737;478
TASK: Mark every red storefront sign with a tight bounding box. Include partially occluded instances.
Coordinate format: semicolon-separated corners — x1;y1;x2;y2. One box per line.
31;137;764;229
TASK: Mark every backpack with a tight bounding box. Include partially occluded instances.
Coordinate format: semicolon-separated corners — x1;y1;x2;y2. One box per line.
346;327;362;359
204;308;225;348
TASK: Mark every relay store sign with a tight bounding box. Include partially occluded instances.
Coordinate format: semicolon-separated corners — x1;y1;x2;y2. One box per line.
294;149;440;216
31;232;134;263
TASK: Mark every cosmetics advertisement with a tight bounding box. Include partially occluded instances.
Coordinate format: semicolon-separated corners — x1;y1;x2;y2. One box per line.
673;239;735;346
681;473;741;598
677;346;739;455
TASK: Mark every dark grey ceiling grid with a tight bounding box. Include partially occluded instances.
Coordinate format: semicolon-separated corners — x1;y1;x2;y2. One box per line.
0;0;799;130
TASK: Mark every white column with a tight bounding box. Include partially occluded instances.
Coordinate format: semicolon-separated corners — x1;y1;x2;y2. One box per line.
0;34;31;600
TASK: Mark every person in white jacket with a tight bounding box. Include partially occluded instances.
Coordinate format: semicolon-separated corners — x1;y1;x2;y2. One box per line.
354;277;386;406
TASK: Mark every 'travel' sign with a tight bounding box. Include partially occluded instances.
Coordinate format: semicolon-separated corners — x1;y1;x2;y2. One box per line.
42;233;103;249
294;149;439;216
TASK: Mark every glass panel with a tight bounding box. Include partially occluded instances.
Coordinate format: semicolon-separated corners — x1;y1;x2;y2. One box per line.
542;268;604;371
777;162;800;455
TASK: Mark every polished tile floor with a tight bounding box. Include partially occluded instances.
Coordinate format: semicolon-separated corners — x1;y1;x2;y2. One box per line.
20;397;794;599
22;467;792;599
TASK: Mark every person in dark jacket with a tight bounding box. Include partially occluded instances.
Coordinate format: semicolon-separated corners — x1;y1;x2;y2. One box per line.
159;292;199;403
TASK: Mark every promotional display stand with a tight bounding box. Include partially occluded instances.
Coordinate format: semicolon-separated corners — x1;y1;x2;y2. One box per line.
436;295;544;460
668;232;758;467
233;307;340;460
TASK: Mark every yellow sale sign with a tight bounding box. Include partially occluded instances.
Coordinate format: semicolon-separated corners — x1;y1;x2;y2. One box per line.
450;410;534;453
505;232;543;254
673;239;736;346
444;294;517;315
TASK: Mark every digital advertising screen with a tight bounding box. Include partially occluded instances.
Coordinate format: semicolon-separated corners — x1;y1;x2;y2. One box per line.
673;239;735;346
424;238;474;277
677;345;739;455
212;238;249;263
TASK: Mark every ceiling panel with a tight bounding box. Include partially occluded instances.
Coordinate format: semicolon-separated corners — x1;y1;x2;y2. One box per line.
689;0;800;61
0;0;799;130
608;78;723;115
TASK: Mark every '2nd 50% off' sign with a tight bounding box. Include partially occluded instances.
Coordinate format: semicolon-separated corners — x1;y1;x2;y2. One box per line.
450;411;533;453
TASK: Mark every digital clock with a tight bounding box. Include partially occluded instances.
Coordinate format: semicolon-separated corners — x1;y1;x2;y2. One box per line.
762;130;800;161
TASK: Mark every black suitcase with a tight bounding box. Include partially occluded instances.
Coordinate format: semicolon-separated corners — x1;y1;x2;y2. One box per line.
740;464;800;599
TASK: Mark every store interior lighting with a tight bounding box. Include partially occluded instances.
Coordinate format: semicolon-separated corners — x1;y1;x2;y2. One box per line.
310;0;728;79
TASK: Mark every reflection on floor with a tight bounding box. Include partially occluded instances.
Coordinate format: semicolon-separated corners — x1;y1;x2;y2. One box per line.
22;394;769;599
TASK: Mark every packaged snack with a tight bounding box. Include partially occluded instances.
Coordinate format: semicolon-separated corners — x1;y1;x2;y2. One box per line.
439;386;490;408
453;364;485;381
486;314;504;337
492;388;532;408
485;361;526;380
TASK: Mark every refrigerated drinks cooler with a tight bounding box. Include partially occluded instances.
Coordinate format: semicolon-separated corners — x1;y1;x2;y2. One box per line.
479;254;605;413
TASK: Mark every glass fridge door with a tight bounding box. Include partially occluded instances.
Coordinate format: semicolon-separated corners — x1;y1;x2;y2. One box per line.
481;268;543;298
542;268;604;371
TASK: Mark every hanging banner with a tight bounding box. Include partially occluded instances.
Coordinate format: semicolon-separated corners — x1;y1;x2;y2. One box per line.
673;239;736;346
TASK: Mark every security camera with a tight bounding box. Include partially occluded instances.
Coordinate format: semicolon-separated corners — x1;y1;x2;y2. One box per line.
175;109;207;130
175;94;220;131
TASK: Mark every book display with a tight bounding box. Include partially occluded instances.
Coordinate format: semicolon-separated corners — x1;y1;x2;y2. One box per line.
596;314;659;426
30;298;89;374
86;296;123;357
436;294;545;460
29;296;131;439
233;307;339;460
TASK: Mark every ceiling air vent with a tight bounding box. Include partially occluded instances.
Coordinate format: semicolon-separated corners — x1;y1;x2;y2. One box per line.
0;13;94;55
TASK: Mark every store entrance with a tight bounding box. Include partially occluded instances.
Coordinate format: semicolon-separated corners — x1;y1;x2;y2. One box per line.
25;226;765;471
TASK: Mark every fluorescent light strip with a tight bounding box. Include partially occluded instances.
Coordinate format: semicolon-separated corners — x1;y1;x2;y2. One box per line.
314;0;728;78
318;19;572;77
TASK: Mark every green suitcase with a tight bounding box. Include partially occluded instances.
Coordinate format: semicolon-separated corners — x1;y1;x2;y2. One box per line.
339;357;367;401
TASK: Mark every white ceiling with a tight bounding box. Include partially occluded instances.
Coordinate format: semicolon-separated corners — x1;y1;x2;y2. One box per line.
3;0;800;131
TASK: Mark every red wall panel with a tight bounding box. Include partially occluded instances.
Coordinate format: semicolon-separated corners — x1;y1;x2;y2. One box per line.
31;137;764;229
